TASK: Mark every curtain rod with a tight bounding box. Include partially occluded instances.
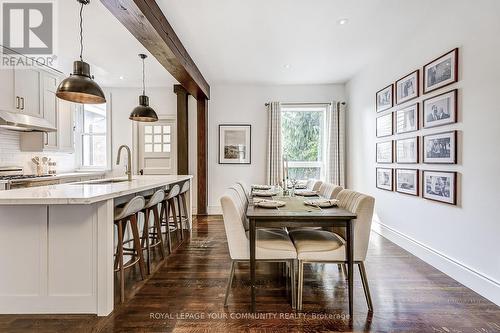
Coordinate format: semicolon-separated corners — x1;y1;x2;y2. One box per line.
265;102;346;106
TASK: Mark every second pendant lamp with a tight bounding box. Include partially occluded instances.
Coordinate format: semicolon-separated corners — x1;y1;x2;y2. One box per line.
129;54;158;122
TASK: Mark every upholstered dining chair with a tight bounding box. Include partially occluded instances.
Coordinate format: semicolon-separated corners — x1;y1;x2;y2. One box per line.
236;181;251;204
220;190;298;308
306;179;323;191
289;189;375;311
318;182;343;199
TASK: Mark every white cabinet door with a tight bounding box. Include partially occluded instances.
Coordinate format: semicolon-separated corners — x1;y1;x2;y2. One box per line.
58;100;75;152
14;67;42;117
0;60;17;112
43;73;58;149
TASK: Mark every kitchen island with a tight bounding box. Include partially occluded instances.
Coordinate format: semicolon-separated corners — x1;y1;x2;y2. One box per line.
0;175;192;316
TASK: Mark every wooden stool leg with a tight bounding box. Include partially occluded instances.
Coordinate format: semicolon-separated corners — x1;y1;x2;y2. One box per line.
130;213;147;280
181;193;189;230
143;208;151;275
117;219;125;303
114;221;126;270
170;198;181;242
177;196;184;240
153;205;166;259
164;200;172;254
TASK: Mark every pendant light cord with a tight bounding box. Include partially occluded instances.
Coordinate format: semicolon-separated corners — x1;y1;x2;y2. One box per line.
79;2;84;61
142;57;146;95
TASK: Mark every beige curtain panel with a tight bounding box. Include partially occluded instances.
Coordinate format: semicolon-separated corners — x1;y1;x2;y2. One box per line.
325;102;346;187
266;101;283;185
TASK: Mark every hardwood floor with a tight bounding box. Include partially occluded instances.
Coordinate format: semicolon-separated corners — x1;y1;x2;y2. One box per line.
1;215;499;332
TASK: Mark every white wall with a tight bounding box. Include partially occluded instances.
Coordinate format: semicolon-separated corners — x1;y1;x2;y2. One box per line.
345;3;500;305
208;83;345;213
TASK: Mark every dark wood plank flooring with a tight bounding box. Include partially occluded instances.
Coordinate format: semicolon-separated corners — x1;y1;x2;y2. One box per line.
1;215;499;332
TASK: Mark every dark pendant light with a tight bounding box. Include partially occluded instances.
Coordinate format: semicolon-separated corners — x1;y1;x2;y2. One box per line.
56;0;106;104
129;54;158;122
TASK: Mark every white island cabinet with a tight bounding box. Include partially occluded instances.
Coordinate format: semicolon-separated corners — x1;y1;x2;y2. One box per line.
0;175;192;316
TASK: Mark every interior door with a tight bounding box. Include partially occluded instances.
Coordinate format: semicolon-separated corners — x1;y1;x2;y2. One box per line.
138;119;177;175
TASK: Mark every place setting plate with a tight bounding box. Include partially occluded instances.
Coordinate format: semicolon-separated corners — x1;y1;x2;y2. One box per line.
252;189;279;197
252;184;272;190
295;190;318;197
254;199;286;209
304;198;339;208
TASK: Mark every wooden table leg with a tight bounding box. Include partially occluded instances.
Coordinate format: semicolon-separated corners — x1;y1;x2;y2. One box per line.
346;220;354;318
250;218;256;312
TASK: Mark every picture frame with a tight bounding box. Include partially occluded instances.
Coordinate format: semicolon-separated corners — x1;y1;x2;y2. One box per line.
422;170;457;205
376;84;393;113
423;131;457;164
376;113;393;137
423;89;457;128
218;124;251;164
395;103;419;134
396;137;419;163
423;48;459;94
376;168;393;191
376;140;393;164
395;169;419;196
395;70;419;105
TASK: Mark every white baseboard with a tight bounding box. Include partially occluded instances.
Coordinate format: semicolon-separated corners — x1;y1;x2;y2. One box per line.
372;220;500;306
207;205;222;215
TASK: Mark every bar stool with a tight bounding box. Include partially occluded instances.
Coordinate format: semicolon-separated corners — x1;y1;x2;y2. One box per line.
160;184;182;253
114;196;146;303
176;181;190;234
141;190;166;274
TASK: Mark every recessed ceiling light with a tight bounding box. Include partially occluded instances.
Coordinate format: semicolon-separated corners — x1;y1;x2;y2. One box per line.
119;76;124;80
338;18;349;25
284;64;291;69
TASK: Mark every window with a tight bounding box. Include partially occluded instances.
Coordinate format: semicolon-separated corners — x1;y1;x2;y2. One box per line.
77;103;109;169
143;124;172;153
281;105;327;181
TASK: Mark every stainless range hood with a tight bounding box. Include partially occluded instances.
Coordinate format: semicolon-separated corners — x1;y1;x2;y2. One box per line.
0;110;56;132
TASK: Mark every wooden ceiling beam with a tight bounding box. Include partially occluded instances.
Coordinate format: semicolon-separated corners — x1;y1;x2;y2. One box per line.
101;0;210;99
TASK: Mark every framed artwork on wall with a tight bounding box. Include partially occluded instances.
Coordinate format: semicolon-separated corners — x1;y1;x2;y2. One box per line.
423;48;459;94
396;137;419;163
376;168;393;191
395;70;419;105
395;169;419;196
422;170;457;205
218;124;252;164
395;103;419;134
376;140;393;163
423;89;457;128
376;113;393;137
376;84;393;112
423;131;457;164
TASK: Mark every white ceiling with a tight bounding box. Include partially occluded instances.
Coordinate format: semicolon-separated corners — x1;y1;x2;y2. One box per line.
55;0;177;88
156;0;442;85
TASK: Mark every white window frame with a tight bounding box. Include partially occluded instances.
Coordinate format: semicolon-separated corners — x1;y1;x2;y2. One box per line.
281;104;328;180
75;93;112;171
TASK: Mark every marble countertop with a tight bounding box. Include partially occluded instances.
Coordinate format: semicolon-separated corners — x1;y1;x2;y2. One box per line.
0;175;192;205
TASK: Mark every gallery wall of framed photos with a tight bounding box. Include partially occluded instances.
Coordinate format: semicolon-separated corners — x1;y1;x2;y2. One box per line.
375;48;460;205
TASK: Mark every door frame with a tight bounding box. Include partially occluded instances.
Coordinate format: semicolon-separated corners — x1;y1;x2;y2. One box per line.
132;115;177;175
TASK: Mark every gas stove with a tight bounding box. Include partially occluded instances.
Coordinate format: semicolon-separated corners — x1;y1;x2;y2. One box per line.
0;166;55;190
0;174;53;181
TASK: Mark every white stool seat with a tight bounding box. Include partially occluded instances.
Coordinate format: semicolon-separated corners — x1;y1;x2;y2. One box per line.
144;190;165;209
114;196;145;221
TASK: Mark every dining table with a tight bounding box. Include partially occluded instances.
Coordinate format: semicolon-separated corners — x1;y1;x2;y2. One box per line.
246;193;357;316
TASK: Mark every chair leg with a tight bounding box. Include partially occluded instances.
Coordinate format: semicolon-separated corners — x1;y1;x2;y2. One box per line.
130;213;147;280
143;209;151;275
342;264;348;277
177;195;184;239
170;199;182;242
359;262;374;312
117;220;125;303
291;260;297;310
297;260;304;311
164;200;172;254
223;261;236;307
181;193;189;230
153;205;166;259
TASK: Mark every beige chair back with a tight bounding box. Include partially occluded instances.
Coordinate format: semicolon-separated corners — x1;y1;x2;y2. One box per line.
220;190;249;260
236;181;250;203
180;181;190;194
336;189;375;261
166;184;180;200
229;186;249;230
318;183;343;199
312;180;323;191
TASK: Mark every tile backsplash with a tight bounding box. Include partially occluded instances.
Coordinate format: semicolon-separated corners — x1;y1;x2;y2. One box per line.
0;128;76;174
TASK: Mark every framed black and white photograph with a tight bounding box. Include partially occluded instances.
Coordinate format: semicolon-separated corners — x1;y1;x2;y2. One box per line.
423;48;459;94
396;137;419;163
396;169;419;196
423;131;457;164
376;168;393;191
396;70;419;105
423;170;457;205
423;89;457;128
376;113;393;137
218;124;251;164
376;84;393;113
395;103;419;134
376;141;393;164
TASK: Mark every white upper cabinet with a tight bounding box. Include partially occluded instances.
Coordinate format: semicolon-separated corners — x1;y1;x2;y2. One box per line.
57;99;75;152
0;59;16;113
43;73;59;149
14;67;43;118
